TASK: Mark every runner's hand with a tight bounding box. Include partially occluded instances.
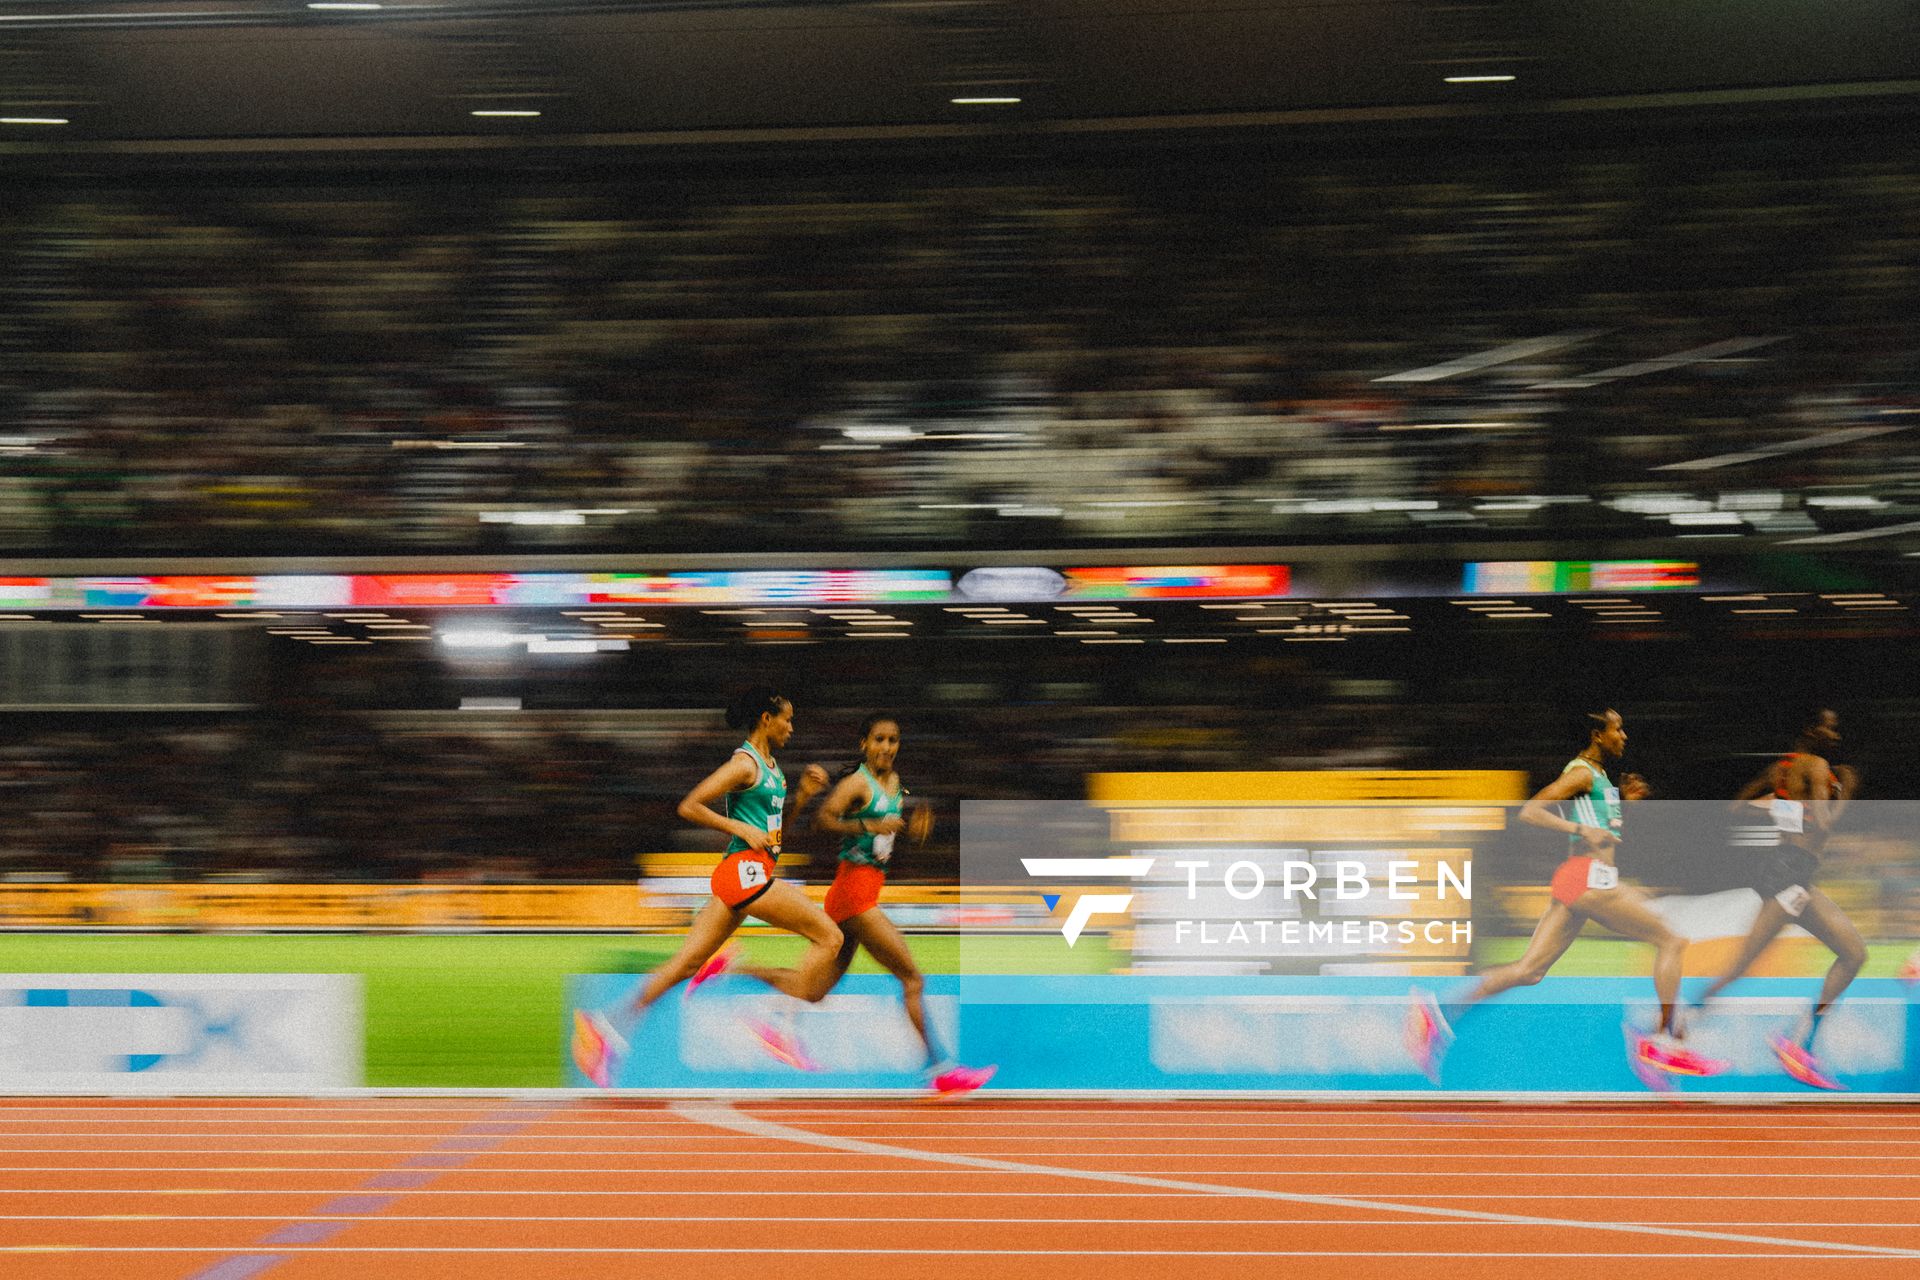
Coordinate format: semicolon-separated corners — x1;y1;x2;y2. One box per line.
797;763;830;799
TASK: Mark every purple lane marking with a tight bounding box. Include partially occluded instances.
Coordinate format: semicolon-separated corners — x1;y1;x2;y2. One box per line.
313;1195;396;1216
185;1105;555;1280
261;1222;349;1246
185;1255;289;1280
402;1151;473;1169
459;1122;525;1137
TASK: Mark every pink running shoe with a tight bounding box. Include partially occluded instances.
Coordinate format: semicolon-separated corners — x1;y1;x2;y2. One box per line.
1770;1033;1845;1090
1624;1026;1676;1093
1636;1034;1730;1078
1404;991;1453;1084
571;1010;627;1089
684;948;735;1000
930;1064;998;1097
747;1019;819;1072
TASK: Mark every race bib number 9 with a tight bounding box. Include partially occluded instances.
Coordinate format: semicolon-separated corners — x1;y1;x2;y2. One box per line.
737;858;768;890
1771;798;1805;834
1586;861;1620;892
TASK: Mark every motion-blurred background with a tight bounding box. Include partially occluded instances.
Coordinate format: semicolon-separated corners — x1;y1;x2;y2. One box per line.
1;0;1917;1083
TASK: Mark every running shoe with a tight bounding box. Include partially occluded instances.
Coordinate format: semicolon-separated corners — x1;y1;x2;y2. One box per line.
1623;1025;1676;1093
1769;1032;1845;1091
746;1019;819;1072
1636;1034;1730;1078
929;1064;998;1097
571;1010;628;1089
1403;990;1454;1084
684;948;735;1000
1900;948;1920;987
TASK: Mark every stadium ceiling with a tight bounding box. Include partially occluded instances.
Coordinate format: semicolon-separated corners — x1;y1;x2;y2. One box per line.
0;0;1913;148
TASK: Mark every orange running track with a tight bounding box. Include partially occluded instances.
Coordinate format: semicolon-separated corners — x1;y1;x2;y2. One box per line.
3;1096;1920;1278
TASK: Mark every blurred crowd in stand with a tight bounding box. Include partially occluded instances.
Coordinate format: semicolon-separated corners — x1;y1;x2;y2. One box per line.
1;143;1914;555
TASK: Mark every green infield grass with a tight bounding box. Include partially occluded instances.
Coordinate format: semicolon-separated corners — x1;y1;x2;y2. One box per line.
1476;936;1916;979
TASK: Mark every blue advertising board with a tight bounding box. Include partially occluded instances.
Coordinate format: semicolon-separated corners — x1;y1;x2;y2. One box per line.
566;973;1919;1096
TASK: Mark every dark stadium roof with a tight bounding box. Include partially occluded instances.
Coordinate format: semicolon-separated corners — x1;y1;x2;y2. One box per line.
0;0;1914;149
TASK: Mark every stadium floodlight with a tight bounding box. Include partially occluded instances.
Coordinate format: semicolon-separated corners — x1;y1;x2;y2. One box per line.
1444;75;1516;84
0;117;69;126
439;630;521;649
951;97;1022;105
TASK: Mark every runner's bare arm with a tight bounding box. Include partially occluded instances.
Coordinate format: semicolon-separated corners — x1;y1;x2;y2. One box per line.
792;762;831;811
677;754;766;848
1801;757;1851;833
1519;767;1618;849
813;772;874;839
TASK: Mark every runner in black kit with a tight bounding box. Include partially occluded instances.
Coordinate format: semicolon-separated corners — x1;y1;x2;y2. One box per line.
1693;708;1863;1089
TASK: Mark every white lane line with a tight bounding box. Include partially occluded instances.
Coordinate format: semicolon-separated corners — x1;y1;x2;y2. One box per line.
1;1215;1917;1229
680;1101;1920;1260
5;1105;1912;1121
3;1151;1920;1174
11;1136;1920;1159
0;1113;1912;1136
6;1187;1920;1202
0;1246;1912;1259
4;1117;1916;1137
5;1144;1920;1156
8;1165;1920;1180
749;1106;1916;1117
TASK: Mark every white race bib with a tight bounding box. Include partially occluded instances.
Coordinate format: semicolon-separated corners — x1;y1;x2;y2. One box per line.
1586;861;1620;892
1775;883;1810;917
1771;798;1805;834
737;858;768;890
871;833;895;862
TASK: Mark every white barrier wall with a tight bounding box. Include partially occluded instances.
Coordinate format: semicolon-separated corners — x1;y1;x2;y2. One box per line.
0;974;361;1093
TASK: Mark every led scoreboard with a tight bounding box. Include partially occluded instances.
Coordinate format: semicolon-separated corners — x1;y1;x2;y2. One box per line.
1088;771;1526;975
